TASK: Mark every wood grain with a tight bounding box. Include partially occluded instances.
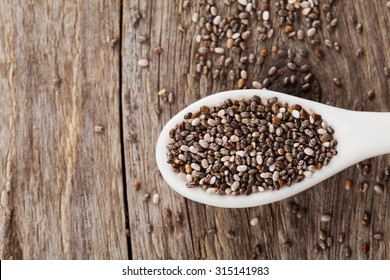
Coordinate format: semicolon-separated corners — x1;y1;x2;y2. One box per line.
1;0;389;260
0;0;127;259
122;0;390;260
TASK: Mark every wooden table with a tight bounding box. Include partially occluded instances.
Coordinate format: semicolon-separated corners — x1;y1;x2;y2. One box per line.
1;0;389;260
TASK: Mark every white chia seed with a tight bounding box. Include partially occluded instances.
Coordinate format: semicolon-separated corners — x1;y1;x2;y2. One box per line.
231;181;240;191
292;110;300;118
191;118;200;126
199;139;208;148
230;135;240;142
237;0;247;6
191;163;201;171
237;165;248;172
272;171;280;181
304;147;314;156
260;172;272;179
138;59;149;67
152;193;160;204
250;217;259;226
307;27;317;37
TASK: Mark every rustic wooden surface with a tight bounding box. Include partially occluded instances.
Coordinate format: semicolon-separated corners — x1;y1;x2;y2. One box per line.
0;0;128;259
1;0;390;260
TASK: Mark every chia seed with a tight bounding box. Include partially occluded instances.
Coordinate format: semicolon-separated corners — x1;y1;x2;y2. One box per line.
321;214;332;222
373;232;384;240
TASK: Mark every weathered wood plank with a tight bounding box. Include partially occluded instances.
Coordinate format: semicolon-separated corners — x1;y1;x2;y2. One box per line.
123;0;389;260
1;0;389;260
0;0;127;259
122;0;196;260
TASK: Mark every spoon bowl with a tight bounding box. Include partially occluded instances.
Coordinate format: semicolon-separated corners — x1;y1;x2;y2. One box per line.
156;89;390;208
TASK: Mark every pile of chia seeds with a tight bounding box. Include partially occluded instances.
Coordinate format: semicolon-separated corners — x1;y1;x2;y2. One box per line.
166;95;337;195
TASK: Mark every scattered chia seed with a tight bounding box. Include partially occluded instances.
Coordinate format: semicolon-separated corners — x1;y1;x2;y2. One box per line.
319;230;327;241
314;49;324;59
333;77;342;87
360;182;369;193
296;208;307;219
252;81;262;89
164;208;172;217
282;241;292;249
226;231;235;239
166;96;337;196
152;193;160;204
154;104;161;115
373;232;384;240
385;166;390;177
53;78;61;86
190;0;339;88
318;240;327;250
356;22;363;33
344;246;352;257
143;193;151;202
360;218;370;227
165;221;174;232
255;244;263;255
338;232;345;243
286;200;296;212
355;48;364;57
133;181;141;191
362;242;369;253
174;211;182;224
326;236;333;247
168;92;175;104
153;46;163;54
94;125;104;133
138;59;149;67
367;90;375;100
384;67;390;77
321;214;332;222
110;38;119;47
373;183;384;194
146;223;153;233
250;217;259;226
157;88;167;96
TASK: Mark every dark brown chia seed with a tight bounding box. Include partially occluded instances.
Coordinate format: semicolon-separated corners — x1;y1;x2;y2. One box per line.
146;223;153;233
282;241;292;249
286;200;296;212
318;240;327;250
166;96;337;196
338;232;345;243
319;230;327;241
255;244;263;255
344;246;352;257
362;242;369;253
133;181;141;191
226;231;235;239
164;208;172;217
326;236;333;247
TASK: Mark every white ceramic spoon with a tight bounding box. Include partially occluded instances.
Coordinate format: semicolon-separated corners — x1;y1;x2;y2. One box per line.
156;89;390;208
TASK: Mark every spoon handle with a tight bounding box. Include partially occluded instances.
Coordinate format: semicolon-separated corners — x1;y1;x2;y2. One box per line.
341;111;390;163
